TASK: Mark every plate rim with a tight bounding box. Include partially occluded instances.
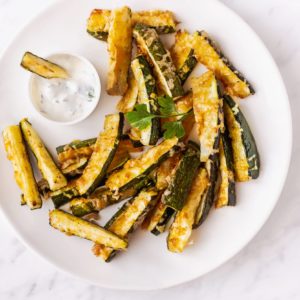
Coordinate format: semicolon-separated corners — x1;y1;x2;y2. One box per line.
0;0;293;291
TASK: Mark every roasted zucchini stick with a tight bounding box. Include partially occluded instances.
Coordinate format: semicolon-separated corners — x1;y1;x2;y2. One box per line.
70;178;151;218
191;71;222;163
194;153;220;228
105;137;178;192
56;138;97;154
131;54;160;145
3;125;42;209
87;9;177;41
145;197;175;235
49;209;127;250
92;188;158;261
21;52;68;79
223;94;260;181
167;168;208;252
133;23;184;99
106;7;132;95
170;30;198;84
215;133;236;208
193;31;254;98
163;143;201;211
75;113;123;195
117;72;139;113
20;119;67;191
156;153;182;190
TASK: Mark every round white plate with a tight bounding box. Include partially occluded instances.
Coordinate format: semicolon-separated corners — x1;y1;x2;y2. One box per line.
0;0;292;290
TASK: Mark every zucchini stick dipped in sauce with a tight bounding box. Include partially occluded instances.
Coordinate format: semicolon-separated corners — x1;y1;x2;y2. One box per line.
106;6;132;95
167;168;209;253
93;187;158;262
19;119;67;191
49;209;128;250
2;125;42;209
223;94;260;181
133;23;184;99
20;52;68;79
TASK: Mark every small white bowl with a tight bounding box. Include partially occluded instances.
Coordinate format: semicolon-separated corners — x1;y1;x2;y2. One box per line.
29;53;101;125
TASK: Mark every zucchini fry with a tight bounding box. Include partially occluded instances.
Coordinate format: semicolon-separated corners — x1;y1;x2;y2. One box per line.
167;168;208;252
3;125;42;209
163;143;201;211
49;209;127;250
131;54;160;145
133;23;184;99
87;9;177;41
93;188;158;261
75;113;123;195
193;31;254;98
215;134;236;208
223;94;260;181
20;119;67;191
191;71;222;163
105;137;178;192
107;7;132;95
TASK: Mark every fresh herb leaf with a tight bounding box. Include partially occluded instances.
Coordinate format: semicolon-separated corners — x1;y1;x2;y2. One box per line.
158;95;177;116
163;121;185;139
125;104;156;130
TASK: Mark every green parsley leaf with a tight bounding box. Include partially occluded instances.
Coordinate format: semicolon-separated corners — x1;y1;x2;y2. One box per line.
125;104;156;130
162;121;185;139
158;95;177;116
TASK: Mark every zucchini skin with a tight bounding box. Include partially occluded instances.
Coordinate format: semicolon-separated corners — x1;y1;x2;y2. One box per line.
20;119;67;191
49;209;127;250
133;23;184;99
193;153;220;228
215;132;236;208
3;125;42;209
131;55;160;145
75;113;124;195
69;198;97;217
93;188;158;262
20;52;68;79
106;6;132;95
193;31;254;98
223;95;260;181
167;168;208;252
191;71;222;163
163;144;201;211
105;137;179;192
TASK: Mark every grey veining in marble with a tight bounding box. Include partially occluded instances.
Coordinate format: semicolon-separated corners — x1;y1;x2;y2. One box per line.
0;0;300;299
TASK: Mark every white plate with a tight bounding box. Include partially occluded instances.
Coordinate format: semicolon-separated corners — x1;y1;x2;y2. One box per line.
0;0;292;290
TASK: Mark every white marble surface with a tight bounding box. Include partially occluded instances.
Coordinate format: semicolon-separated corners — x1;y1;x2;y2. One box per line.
0;0;299;299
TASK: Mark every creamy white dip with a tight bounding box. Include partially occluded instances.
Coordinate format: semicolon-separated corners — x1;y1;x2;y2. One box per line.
30;53;100;123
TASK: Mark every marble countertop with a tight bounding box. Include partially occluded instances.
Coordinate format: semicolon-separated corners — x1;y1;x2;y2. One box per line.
0;0;299;299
